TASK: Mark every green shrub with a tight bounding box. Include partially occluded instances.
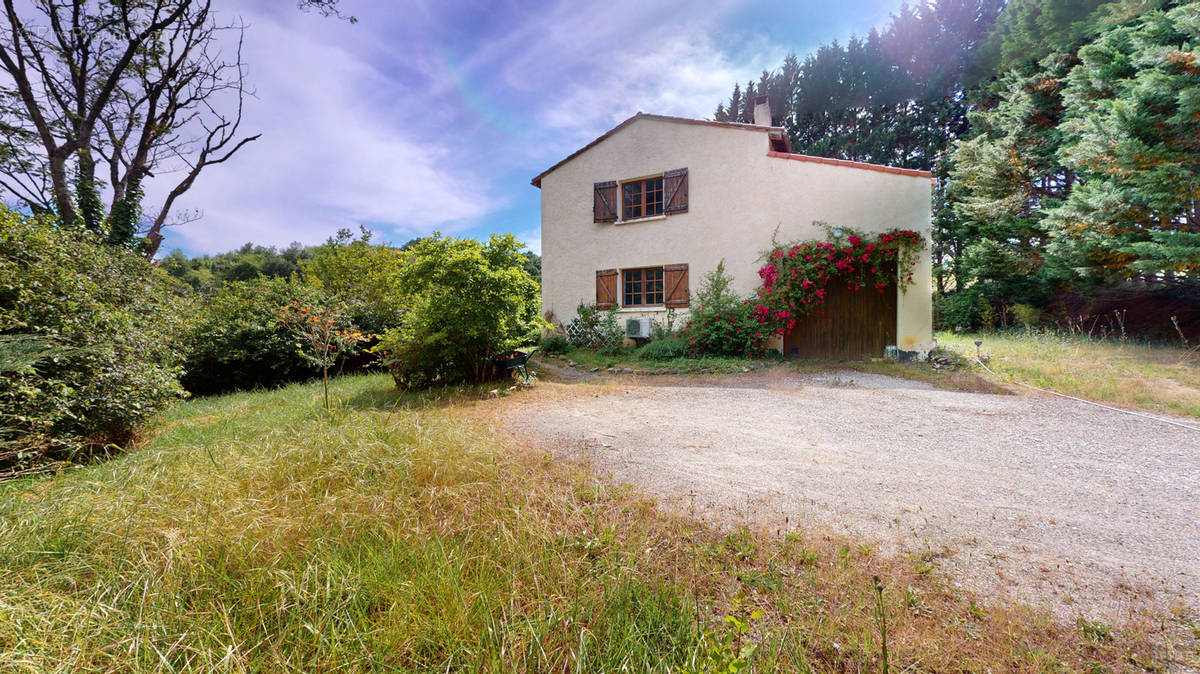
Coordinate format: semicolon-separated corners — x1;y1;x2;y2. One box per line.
1011;303;1042;331
0;208;189;466
540;334;570;355
684;261;768;357
181;277;332;395
638;335;688;360
934;289;986;331
301;228;406;335
372;234;541;389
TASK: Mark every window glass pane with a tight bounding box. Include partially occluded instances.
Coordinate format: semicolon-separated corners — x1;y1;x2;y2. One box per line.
624;269;643;305
623;182;643;219
645;178;664;215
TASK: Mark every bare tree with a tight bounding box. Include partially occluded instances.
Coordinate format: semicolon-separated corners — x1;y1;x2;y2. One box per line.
298;0;355;22
0;0;258;258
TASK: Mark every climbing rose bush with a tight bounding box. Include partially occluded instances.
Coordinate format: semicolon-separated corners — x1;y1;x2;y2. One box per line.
753;229;924;337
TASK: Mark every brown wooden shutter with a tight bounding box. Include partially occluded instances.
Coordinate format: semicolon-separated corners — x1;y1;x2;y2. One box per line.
593;181;617;222
596;269;618;309
663;168;688;214
664;263;689;307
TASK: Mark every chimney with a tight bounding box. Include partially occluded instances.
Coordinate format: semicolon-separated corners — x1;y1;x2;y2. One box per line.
753;95;772;126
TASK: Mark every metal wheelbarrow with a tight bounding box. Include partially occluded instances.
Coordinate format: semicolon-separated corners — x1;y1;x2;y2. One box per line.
488;347;538;383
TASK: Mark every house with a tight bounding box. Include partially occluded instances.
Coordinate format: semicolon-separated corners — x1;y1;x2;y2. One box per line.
531;97;934;359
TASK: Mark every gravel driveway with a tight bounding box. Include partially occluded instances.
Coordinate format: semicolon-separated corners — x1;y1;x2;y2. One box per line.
509;370;1200;621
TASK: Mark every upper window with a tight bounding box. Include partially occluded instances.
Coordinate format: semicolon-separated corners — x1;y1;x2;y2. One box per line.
623;267;664;306
593;168;687;223
622;177;664;220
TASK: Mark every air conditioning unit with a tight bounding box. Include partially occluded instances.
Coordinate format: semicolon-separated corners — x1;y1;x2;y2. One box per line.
625;317;652;339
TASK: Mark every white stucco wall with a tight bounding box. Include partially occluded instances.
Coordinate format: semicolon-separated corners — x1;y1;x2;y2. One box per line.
538;116;933;353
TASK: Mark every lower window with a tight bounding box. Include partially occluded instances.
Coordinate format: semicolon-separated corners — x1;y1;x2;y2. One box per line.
623;267;664;306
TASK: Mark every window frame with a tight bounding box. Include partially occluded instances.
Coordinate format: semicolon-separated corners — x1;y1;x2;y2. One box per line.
620;176;665;221
621;266;665;307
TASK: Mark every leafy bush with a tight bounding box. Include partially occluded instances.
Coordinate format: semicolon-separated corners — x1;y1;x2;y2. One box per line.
301;228;406;335
181;277;333;395
0;209;189;467
638;335;688;360
372;234;541;389
684;261;768;358
934;289;985;331
1010;303;1042;331
540;334;570;355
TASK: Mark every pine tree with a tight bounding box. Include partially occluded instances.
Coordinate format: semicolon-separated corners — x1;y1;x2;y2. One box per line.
948;53;1078;296
974;0;1168;75
1049;4;1200;279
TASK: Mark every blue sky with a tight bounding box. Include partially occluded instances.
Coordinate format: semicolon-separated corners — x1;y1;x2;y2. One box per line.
161;0;906;257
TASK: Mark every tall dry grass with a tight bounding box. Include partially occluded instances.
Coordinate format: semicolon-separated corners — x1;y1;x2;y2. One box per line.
0;374;1185;671
939;331;1200;418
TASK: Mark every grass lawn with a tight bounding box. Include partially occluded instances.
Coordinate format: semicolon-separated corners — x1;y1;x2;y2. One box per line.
939;331;1200;419
0;374;1184;671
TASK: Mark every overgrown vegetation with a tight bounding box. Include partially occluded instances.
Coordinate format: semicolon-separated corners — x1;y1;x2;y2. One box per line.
372;234;541;389
941;330;1200;418
180;277;329;396
1;207;541;472
0;210;189;474
0;374;1179;670
683;261;769;358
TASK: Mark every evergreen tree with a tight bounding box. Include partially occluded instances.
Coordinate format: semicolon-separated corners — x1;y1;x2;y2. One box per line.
1049;3;1200;279
742;80;757;122
727;83;742;125
948;53;1078;298
974;0;1168;75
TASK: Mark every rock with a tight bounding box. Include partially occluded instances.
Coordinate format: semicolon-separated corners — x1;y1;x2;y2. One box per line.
568;360;577;367
487;389;499;399
742;367;750;373
589;367;600;372
699;368;711;374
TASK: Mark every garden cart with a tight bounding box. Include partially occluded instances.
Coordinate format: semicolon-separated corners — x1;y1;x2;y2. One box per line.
488;347;538;383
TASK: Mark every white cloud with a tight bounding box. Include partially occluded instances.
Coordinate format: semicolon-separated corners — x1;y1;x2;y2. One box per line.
146;0;792;254
515;226;541;256
540;32;783;143
159;12;495;253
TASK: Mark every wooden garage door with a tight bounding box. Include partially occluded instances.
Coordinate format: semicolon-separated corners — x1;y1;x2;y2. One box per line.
784;267;897;360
